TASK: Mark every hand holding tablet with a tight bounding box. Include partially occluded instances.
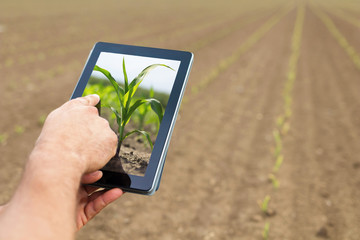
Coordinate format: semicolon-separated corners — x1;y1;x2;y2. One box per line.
71;42;193;195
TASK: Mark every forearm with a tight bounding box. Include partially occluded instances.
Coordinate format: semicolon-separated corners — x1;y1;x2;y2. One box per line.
0;95;118;239
0;147;83;240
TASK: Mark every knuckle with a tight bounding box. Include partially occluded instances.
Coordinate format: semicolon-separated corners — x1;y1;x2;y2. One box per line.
63;98;83;110
110;131;118;145
46;108;61;121
70;98;84;105
70;96;90;106
88;106;99;115
108;132;118;155
97;118;117;146
98;117;110;128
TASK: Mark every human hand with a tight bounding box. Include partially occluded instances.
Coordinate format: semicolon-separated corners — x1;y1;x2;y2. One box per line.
76;171;123;230
0;95;121;240
33;94;118;174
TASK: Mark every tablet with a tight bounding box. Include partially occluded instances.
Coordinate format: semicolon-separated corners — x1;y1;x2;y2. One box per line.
71;42;193;195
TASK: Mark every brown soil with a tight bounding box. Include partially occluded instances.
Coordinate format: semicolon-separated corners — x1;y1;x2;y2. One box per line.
1;1;360;240
102;135;151;176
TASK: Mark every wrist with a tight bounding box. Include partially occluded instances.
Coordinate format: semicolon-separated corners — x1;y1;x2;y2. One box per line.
30;140;86;176
3;146;83;240
20;145;84;197
20;144;85;198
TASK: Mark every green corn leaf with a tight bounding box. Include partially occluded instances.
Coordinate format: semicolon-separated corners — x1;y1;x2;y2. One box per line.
122;58;129;93
123;129;153;150
150;99;163;123
124;98;163;125
123;64;174;107
149;87;154;98
94;65;124;108
123;99;148;124
110;107;121;126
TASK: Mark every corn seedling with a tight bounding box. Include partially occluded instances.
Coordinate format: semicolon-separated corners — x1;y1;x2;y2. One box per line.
38;114;47;126
0;133;8;146
14;125;25;134
284;95;292;110
268;173;280;189
133;87;157;131
262;222;270;240
258;195;271;214
281;122;290;135
93;58;173;158
273;154;284;173
276;115;285;129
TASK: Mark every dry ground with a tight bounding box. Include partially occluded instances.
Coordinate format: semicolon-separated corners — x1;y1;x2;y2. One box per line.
0;0;360;239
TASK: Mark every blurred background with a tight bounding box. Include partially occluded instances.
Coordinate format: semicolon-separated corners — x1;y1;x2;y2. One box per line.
1;0;360;239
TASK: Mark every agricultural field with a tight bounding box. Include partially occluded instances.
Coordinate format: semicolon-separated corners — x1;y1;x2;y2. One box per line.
0;0;360;239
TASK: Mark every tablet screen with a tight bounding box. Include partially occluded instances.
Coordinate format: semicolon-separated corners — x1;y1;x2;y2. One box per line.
82;52;181;176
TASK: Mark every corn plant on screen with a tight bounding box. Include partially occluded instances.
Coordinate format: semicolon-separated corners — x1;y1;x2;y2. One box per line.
83;52;181;176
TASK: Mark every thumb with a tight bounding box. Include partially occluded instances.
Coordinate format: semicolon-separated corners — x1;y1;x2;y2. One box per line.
76;94;100;106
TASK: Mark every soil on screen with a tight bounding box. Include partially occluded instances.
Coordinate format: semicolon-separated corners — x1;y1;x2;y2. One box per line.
102;133;151;176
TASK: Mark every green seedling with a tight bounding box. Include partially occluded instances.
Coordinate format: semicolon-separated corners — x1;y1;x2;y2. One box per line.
285;108;292;119
284;99;292;113
258;195;271;214
14;125;25;134
38;114;47;126
134;87;157;131
93;58;173;157
268;173;280;189
276;115;285;129
0;133;8;146
281;122;290;135
262;222;270;240
273;154;284;173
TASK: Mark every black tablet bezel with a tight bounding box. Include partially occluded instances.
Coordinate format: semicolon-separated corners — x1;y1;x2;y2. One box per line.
71;42;193;194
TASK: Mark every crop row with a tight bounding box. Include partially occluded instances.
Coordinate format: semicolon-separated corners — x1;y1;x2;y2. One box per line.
325;7;360;28
144;2;284;51
311;5;360;71
258;4;305;239
185;4;279;52
189;4;294;96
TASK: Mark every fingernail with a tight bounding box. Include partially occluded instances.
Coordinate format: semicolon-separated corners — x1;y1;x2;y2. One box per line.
89;94;100;100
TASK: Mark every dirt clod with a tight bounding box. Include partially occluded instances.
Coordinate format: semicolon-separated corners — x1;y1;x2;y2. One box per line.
265;209;276;217
316;227;329;238
353;162;360;169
